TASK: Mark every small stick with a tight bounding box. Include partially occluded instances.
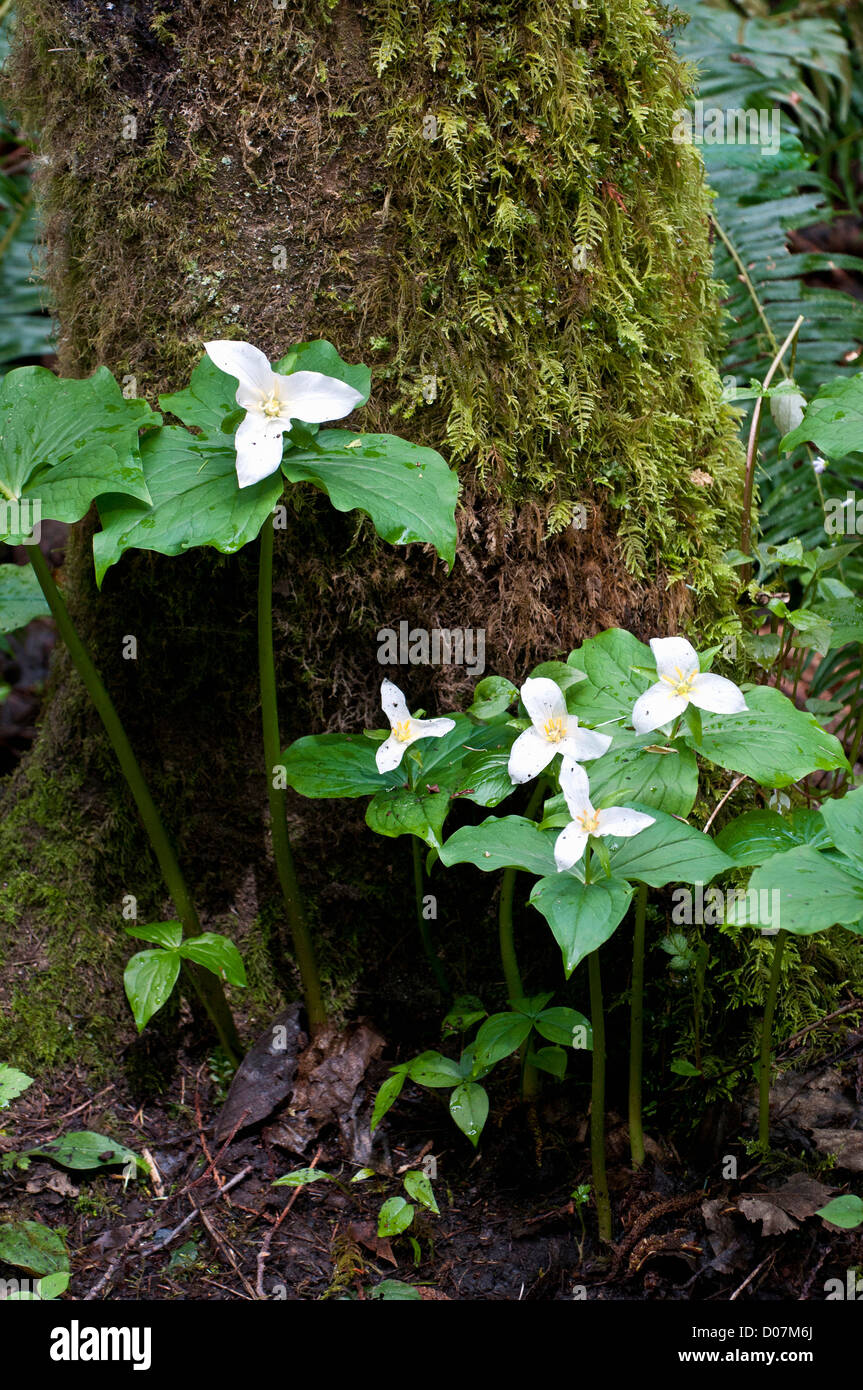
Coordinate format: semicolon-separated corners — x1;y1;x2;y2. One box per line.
703;775;747;834
255;1146;322;1298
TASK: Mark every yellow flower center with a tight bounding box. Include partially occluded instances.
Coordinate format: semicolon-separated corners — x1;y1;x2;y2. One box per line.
393;720;413;743
261;390;284;418
543;716;568;743
577;809;601;834
660;665;698;697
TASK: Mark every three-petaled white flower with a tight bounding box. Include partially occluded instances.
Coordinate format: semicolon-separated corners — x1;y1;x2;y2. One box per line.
204;339;365;489
507;677;612;785
375;679;455;774
554;758;655;872
631;636;747;735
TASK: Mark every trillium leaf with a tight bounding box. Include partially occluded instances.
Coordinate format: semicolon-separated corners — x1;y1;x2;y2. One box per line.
690;685;849;786
160;355;241;434
452;746;520;808
0;366;155;542
534;1006;593;1049
440;815;558;877
529;876;634;976
744;847;863;934
94;428;283;585
449;1082;489;1146
0;563;50;635
123;948;182;1031
178;933;247;988
273;340;371;408
365;786;451;849
407;1051;464;1087
123;919;183;950
586;730;698;816
282;733;391;798
715;808;832;866
281;429;459;567
819;787;863;868
811;597;863;648
605;806;734;887
779;372;863;459
566;628;653;722
473;1012;533;1068
468;675;519;719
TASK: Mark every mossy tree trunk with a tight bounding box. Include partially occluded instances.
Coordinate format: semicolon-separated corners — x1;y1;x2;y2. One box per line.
1;0;744;1067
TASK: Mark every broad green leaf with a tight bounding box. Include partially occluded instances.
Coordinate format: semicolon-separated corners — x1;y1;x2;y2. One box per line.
587;731;698;816
452;744;519;808
272;1168;334;1187
780;373;863;459
449;1082;489;1146
473;1012;533;1069
0;1221;68;1276
12;1270;71;1300
670;1059;701;1077
123;948;182;1031
528;1046;568;1079
687;685;849;787
606;807;734;887
365;786;451;849
30;1131;143;1172
440;815;558;877
94;427;282;585
0;1063;33;1108
442;996;487;1035
715;808;832;866
406;1051;464;1087
282;733;391;799
0;563;50;634
403;1170;439;1214
527;660;587;694
811;597;863;648
371;1069;407;1131
377;1196;414;1237
744;847;863;934
529;876;634;976
369;1279;422;1300
403;715;507;790
0;366;155;542
534;1006;593;1049
468;675;518;719
123;920;183;950
178;933;247;988
567;628;653;722
274;340;371;407
819;787;863;868
815;1195;863;1229
282;429;459;567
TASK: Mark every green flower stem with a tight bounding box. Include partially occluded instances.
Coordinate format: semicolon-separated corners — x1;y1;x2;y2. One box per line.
759;928;787;1149
628;882;648;1170
587;947;612;1243
499;778;546;1100
27;542;242;1064
412;836;449;994
258;514;326;1035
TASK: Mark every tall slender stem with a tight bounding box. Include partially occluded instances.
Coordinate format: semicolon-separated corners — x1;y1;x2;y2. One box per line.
257;515;326;1034
740;315;804;585
412;836;449;993
628;882;648;1170
759;928;787;1148
588;948;612;1243
499;779;546;1099
27;543;241;1063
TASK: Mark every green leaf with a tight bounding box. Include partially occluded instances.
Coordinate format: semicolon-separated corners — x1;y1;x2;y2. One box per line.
534;1006;593;1049
440;815;558;877
780;373;863;460
468;675;518;719
406;1051;464;1087
369;1279;422;1300
715;809;832;866
528;1046;568;1079
587;731;699;817
26;1270;71;1300
691;685;849;787
371;1069;407;1131
281;733;391;798
160;354;247;434
441;995;487;1035
473;1012;533;1069
452;746;519;809
30;1131;143;1172
123;920;183;950
282;430;459;567
365;786;451;849
0;1063;33;1108
403;1170;439;1214
567;628;653;722
811;597;863;649
449;1082;489;1146
123;948;182;1031
178;933;247;988
744;847;863;934
0;366;155;542
93;427;282;585
529;876;634;976
274;339;372;407
606;807;734;887
0;563;51;635
670;1059;701;1077
815;1195;863;1230
0;1221;68;1276
377;1196;414;1237
528;660;587;694
272;1168;334;1187
819;787;863;868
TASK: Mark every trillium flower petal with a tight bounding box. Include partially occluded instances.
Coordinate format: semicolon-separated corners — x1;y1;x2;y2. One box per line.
234;412;285;488
381;679;411;727
520;677;568;731
204;340;274;399
596;807;655;839
559;727;613;762
279;371;364;425
410;716;456;743
375;733;406;774
559;757;592;820
554;822;589;873
688;672;748;716
649;635;700;681
631;683;688;734
507;727;557;784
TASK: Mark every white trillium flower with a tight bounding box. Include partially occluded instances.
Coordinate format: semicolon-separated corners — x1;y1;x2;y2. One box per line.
204;339;365;489
554;758;655;872
631;636;747;735
375;679;456;775
507;677;612;785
